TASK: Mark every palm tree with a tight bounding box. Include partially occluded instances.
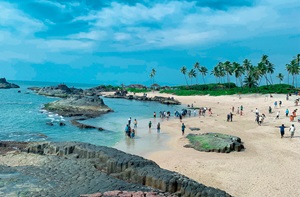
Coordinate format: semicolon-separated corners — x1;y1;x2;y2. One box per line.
286;63;292;85
180;66;189;86
211;66;220;83
232;62;244;87
276;73;284;84
223;61;233;86
211;62;225;83
290;59;300;87
193;62;200;84
242;59;252;75
243;74;258;88
199;66;208;84
150;68;156;87
188;69;196;85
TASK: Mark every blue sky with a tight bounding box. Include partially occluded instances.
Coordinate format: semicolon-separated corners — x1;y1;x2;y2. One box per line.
0;0;299;86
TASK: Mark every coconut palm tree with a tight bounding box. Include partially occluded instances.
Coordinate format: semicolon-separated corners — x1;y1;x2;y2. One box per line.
276;73;284;84
243;74;258;88
242;59;252;75
193;62;200;84
150;68;156;87
232;62;244;87
188;69;196;85
286;63;292;85
211;66;221;83
211;62;225;83
223;61;233;86
199;66;208;84
180;66;189;86
290;59;300;87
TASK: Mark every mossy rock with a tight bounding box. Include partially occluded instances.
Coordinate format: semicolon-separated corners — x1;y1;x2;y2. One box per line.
185;133;244;153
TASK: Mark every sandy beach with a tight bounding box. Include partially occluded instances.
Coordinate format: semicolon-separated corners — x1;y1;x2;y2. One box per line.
112;92;300;197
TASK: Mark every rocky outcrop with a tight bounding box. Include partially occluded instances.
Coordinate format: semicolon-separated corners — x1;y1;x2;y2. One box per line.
105;94;181;105
71;120;104;130
44;95;112;118
0;78;20;89
29;84;84;98
22;141;231;197
185;133;244;153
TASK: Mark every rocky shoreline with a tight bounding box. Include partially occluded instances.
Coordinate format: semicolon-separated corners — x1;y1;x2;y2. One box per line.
104;94;181;105
0;141;231;197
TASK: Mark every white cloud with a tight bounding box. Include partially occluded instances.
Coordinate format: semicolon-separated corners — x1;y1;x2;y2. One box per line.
72;0;300;51
69;30;107;41
36;0;66;9
0;2;45;35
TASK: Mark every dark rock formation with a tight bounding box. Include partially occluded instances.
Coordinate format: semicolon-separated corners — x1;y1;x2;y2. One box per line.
18;141;231;197
29;84;84;98
105;94;181;105
71;120;104;130
44;95;112;118
0;78;20;89
185;133;245;153
189;127;201;131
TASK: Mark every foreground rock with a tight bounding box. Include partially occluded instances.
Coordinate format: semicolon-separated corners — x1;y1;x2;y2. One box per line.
0;141;231;197
0;78;20;89
105;94;181;105
44;95;112;118
185;133;245;153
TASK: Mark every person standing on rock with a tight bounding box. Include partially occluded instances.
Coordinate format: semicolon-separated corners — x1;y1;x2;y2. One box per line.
181;123;186;136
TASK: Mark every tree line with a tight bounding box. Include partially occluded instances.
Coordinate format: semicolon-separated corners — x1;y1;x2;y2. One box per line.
180;54;300;88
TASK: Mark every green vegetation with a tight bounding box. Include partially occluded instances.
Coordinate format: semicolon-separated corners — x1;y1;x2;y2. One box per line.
126;87;149;93
160;83;295;96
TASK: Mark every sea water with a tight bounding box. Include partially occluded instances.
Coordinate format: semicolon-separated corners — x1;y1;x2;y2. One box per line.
0;81;183;153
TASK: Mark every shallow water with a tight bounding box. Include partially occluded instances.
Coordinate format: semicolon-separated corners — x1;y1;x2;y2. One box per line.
0;81;183;153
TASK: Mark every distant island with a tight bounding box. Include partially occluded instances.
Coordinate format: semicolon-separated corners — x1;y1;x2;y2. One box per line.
0;78;20;89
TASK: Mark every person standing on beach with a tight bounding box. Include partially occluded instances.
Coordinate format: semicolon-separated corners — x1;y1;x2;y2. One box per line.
240;105;244;116
268;106;272;114
181;123;186;136
285;109;289;117
157;122;161;133
279;101;282;107
276;111;280;119
289;124;295;138
153;112;156;118
148;121;152;129
274;101;277;108
278;124;287;138
133;119;137;128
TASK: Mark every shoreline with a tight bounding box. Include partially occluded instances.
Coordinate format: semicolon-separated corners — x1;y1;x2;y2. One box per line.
113;91;300;197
